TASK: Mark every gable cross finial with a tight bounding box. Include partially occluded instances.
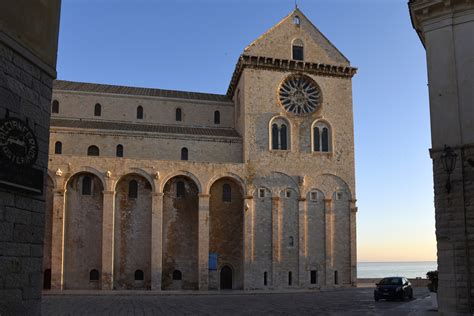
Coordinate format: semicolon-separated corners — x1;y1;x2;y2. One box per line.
295;0;298;9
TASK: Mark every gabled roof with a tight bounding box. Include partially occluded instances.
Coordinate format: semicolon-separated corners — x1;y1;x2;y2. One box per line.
243;8;350;65
53;80;231;103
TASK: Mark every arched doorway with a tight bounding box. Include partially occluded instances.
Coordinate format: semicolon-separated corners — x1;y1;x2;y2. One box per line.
114;174;152;290
220;266;233;290
64;172;104;289
209;177;244;290
162;175;199;290
43;269;51;290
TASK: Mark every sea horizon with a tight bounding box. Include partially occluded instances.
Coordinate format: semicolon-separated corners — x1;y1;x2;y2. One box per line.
357;261;437;278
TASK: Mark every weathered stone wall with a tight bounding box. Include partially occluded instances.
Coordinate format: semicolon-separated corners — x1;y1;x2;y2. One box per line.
333;190;351;285
64;174;103;289
52;91;234;128
305;190;326;287
50;130;243;163
42;176;54;289
162;176;199;290
209;178;244;290
0;41;53;315
114;174;152;290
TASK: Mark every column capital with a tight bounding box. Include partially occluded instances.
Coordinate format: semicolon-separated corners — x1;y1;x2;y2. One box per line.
244;195;253;200
298;197;307;202
198;193;210;198
271;196;280;201
350;207;358;213
53;189;65;196
152;192;164;197
103;190;115;195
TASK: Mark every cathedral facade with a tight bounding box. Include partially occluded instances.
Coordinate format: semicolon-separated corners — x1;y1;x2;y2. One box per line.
43;9;358;291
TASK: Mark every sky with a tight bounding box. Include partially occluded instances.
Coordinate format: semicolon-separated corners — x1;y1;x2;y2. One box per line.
57;0;435;262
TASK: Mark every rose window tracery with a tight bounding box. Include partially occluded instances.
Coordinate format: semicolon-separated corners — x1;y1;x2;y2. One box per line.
278;74;322;115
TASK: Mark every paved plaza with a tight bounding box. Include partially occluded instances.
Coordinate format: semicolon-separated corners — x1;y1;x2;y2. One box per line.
41;288;436;316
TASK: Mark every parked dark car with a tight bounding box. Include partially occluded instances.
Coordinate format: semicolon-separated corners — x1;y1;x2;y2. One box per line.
374;277;413;301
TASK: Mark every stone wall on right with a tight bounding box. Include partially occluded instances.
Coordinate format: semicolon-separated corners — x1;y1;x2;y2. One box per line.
409;1;474;314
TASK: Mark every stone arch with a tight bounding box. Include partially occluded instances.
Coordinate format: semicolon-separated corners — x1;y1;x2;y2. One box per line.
209;176;244;290
320;174;353;201
64;171;104;289
114;168;155;193
271;171;300;196
160;170;202;193
269;116;292;151
311;119;333;153
42;175;55;290
162;175;200;290
206;172;245;195
113;173;153;290
65;166;106;191
47;171;58;190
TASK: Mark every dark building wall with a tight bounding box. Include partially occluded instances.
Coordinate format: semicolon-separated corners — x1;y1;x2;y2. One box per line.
0;41;55;314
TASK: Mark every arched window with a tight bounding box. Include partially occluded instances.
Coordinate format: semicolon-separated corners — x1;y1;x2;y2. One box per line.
176;108;182;121
176;181;185;198
137;106;143;119
116;144;123;157
289;236;294;247
173;270;182;281
52;100;59;114
94;103;101;116
312;121;331;152
264;272;268;286
89;269;100;281
134;269;144;281
82;176;92;195
222;183;231;202
87;145;99;156
289;271;293;286
293;15;301;25
270;118;290;151
181;147;188;161
334;271;338;284
214;111;220;124
54;141;62;154
292;39;304;61
128;180;138;198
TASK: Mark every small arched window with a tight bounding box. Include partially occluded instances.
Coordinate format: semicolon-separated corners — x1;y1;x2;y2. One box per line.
54;141;62;154
128;180;138;198
222;184;231;202
52;100;59;114
270;118;290;151
176;181;185;198
214;111;220;124
313;121;331;153
134;270;144;281
293;15;301;25
289;271;293;286
82;176;92;195
181;147;188;161
292;39;304;61
89;269;100;281
87;145;99;156
289;236;294;247
116;144;123;157
137;106;143;119
173;270;182;281
176;108;182;121
264;272;268;286
94;103;101;117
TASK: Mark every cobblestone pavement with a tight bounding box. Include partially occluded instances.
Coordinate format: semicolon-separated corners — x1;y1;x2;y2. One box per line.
42;288;435;316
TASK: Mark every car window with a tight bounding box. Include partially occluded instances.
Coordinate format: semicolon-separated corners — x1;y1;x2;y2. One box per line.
379;277;402;285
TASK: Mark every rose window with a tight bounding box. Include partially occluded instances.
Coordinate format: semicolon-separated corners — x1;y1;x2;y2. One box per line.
278;74;322;115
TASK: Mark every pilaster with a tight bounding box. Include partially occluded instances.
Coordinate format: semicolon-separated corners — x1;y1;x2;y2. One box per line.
51;190;65;290
350;200;357;287
198;193;210;290
271;196;281;286
298;197;307;287
324;198;333;285
151;192;164;290
243;195;254;289
101;190;115;290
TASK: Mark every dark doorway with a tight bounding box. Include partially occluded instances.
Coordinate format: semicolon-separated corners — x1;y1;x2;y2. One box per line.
220;266;232;290
43;269;52;290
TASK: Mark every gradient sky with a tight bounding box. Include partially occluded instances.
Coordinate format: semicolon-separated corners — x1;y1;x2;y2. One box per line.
57;0;435;262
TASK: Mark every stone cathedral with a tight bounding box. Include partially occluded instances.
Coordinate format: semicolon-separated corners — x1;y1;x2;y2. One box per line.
43;8;358;291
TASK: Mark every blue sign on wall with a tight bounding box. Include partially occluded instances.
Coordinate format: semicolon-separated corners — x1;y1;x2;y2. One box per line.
209;253;218;270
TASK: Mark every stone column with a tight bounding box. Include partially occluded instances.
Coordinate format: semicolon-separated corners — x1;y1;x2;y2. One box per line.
151;192;163;290
51;190;65;290
324;198;333;285
198;193;210;290
271;196;281;287
101;191;115;290
298;197;307;287
350;200;357;287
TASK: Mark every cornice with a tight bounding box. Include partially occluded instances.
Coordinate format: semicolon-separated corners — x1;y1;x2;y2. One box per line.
226;54;358;98
409;0;474;45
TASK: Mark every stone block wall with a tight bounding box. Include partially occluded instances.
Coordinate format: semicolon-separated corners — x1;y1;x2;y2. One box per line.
0;41;53;315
